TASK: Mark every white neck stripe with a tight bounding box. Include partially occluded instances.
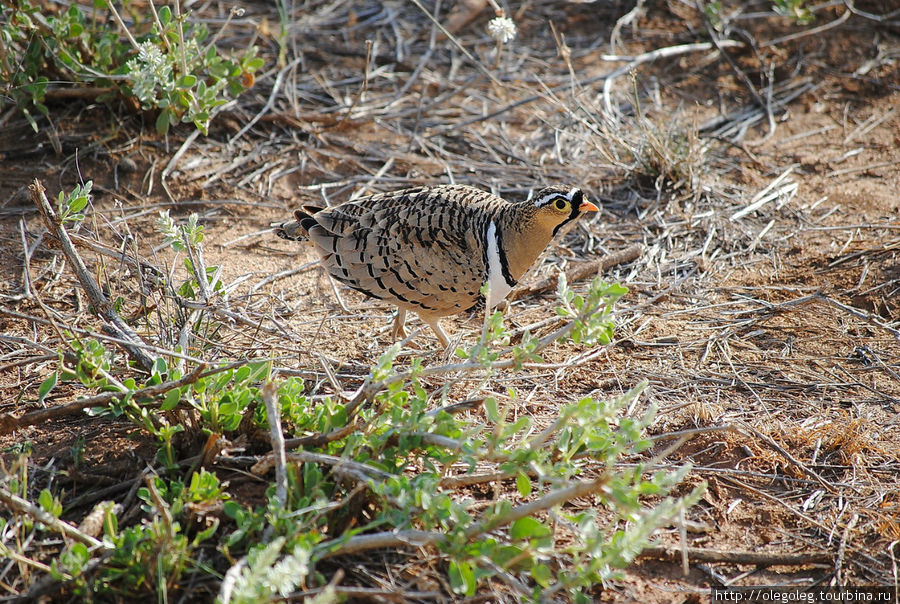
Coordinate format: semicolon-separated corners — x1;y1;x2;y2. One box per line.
485;221;513;309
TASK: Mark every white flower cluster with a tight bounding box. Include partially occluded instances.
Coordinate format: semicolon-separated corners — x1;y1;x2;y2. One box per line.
487;16;517;44
127;41;172;105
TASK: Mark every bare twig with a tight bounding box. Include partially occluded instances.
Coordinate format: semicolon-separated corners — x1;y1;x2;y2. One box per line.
0;362;208;434
836;514;859;585
160;128;201;203
283;423;358;449
760;6;852;47
262;382;288;512
229;56;303;145
0;486;109;550
509;244;643;302
601;41;742;115
320;476;610;559
738;423;844;496
640;545;832;566
29;179;155;371
406;0;503;87
252;450;394;484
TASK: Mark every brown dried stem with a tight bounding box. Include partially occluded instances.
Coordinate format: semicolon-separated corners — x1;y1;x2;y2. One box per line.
28;179;155;371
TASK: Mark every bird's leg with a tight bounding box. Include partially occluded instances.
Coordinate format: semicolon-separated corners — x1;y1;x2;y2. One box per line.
327;275;351;313
424;318;450;349
391;308;408;341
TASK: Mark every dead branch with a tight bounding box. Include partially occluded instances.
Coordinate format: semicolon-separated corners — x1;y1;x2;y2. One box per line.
319;529;443;558
283;423;358;449
466;476;609;538
0;486;109;549
509;243;643;302
262;382;288;511
0;363;207;435
639;546;832;566
28;179;155;371
67;232;165;286
737;422;840;495
252;450;395;483
319;476;610;559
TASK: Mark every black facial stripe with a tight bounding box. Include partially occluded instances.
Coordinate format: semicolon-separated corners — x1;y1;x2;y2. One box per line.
552;216;576;237
495;227;517;287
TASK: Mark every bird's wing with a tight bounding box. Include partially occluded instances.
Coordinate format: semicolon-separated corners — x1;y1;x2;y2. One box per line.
307;186;495;315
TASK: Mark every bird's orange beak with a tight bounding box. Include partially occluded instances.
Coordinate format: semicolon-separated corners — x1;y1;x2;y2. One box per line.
579;200;600;213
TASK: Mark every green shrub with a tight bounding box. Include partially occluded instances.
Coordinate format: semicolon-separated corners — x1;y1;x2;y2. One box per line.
0;0;263;133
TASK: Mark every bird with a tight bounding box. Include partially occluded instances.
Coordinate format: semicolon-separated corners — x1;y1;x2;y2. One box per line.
276;184;599;347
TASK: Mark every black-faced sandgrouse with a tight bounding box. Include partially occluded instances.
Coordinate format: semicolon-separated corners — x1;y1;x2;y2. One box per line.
276;184;598;346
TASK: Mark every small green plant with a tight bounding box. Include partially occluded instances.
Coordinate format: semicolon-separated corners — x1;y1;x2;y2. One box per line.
61;336;116;390
556;275;626;345
56;181;92;224
205;278;701;601
158;210;225;300
0;0;263;133
703;0;724;32
772;0;814;24
52;474;221;598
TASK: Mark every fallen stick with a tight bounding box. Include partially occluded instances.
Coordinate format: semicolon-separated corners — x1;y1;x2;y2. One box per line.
68;231;165;286
0;486;107;549
510;243;643;302
29;179;155;371
0;363;207;435
317;475;610;559
639;545;832;566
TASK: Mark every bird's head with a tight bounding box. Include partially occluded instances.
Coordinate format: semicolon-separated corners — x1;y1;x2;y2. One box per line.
530;186;599;236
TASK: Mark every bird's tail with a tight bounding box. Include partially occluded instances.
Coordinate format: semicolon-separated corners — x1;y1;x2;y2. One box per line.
275;205;324;241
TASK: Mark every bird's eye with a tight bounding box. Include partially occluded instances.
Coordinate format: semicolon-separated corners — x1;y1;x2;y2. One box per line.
554;199;568;211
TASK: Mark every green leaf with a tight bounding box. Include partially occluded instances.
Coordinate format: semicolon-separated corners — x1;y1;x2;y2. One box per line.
245;361;271;383
37;372;58;403
192;518;219;545
39;489;54;512
176;74;197;88
223;500;244;519
103;505;118;537
448;560;476;596
208;62;229;79
532;562;553;587
161;388;181;411
234;365;251;384
515;472;532;497
158;5;172;25
510;517;551;540
152;357;168;378
38;489;61;517
493;544;527;568
484;397;500;423
155;109;171;135
218;400;238;417
68;194;88;214
70;541;90;564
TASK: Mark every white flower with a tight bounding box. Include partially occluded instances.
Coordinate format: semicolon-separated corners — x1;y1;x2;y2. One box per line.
127;41;172;105
487;17;517;44
136;41;166;70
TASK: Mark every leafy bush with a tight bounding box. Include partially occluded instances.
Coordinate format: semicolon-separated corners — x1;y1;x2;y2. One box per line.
0;0;263;133
37;285;700;600
6;185;703;601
